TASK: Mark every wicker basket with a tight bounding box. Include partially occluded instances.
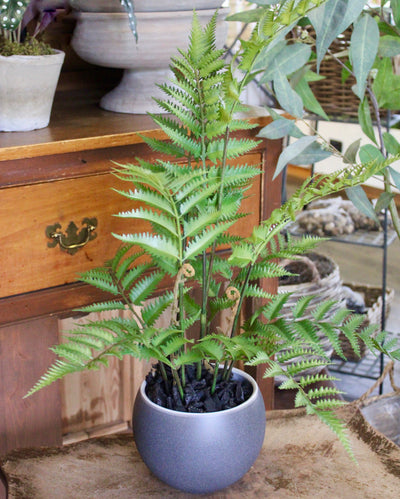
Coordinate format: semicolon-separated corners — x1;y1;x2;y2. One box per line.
333;283;395;361
305;27;394;120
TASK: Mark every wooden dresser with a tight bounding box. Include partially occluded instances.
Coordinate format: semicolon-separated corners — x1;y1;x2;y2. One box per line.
0;87;283;456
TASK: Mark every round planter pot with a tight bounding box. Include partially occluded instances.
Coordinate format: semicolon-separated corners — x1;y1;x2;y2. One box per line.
0;50;65;132
132;367;266;494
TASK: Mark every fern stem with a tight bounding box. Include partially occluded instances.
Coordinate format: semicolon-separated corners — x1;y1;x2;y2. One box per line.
210;361;219;395
172;367;185;401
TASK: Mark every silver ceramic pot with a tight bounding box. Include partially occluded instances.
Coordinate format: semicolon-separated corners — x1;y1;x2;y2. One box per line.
132;367;266;494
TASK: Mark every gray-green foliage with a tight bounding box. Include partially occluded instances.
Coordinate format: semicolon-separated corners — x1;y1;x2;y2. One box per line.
27;7;400;457
238;0;400;239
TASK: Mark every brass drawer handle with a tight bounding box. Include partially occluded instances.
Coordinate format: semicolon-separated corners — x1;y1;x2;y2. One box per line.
46;218;97;255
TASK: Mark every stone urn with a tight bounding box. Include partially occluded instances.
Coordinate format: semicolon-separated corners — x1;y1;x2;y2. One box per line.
70;1;228;113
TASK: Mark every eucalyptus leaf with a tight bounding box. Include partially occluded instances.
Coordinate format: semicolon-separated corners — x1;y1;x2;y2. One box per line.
375;192;395;213
308;0;349;71
359;144;385;165
383;132;400;156
259;44;312;82
288;141;331;166
294;76;329;120
358;99;376;144
388;166;400;190
345;185;380;223
391;0;400;29
343;139;361;164
273;69;304;118
378;35;400;57
350;14;379;100
274;136;317;179
257;117;296;139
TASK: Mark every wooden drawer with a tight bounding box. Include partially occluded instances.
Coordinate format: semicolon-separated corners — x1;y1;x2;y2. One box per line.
0;154;262;299
0;173;147;298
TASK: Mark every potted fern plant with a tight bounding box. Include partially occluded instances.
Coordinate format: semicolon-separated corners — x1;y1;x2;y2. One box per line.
26;2;400;495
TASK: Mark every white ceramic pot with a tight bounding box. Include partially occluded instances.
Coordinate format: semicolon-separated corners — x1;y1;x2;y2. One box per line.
71;8;228;114
132;367;266;494
0;50;65;132
69;0;225;12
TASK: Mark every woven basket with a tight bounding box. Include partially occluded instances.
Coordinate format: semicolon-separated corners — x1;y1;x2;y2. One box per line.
275;253;345;382
305;27;393;120
333;282;395;361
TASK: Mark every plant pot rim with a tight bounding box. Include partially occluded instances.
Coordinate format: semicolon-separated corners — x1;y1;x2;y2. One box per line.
0;49;65;64
139;366;260;418
73;8;229;21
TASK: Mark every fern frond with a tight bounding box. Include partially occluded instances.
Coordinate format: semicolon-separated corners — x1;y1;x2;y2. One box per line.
184;222;235;261
75;300;126;314
207;138;260;162
129;271;165;305
116;207;179;239
113;232;180;263
113;186;176;216
78;269;119;295
298;373;339;388
141;292;174;326
307;386;344;400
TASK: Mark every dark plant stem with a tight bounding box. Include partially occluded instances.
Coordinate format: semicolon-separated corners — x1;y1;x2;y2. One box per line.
211;361;219;395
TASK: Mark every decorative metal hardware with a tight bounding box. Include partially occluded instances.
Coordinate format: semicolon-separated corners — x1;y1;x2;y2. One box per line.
46;218;98;255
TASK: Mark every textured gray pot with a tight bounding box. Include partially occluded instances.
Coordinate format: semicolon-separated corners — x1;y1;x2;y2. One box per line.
132;367;266;494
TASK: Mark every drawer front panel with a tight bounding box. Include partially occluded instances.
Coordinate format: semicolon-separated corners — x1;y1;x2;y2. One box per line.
0;154;262;299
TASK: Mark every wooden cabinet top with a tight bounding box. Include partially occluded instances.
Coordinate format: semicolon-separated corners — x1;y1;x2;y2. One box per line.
0;88;273;163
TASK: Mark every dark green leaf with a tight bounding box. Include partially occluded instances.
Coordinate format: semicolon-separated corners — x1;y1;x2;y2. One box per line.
343;139;361;164
375;192;395;213
350;14;379;100
358;99;376;144
294;77;329;120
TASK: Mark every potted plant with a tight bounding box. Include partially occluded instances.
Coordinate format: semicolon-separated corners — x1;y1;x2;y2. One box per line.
26;2;400;495
0;0;70;131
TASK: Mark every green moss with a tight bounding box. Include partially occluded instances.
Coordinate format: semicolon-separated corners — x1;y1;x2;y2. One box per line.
0;36;54;56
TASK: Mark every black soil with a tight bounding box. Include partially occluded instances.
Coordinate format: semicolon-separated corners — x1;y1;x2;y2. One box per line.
278;252;334;285
145;363;253;413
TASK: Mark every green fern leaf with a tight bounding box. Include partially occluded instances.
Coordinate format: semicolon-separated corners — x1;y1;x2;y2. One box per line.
184;222;234;261
141;292;174;326
114;186;176;217
121;263;152;291
78;270;119;295
113;232;180;263
116;207;179;239
75;300;126;314
292;296;316;319
183;210;222;239
207;138;260;162
298;373;339;388
262;293;292;321
129;272;165;305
